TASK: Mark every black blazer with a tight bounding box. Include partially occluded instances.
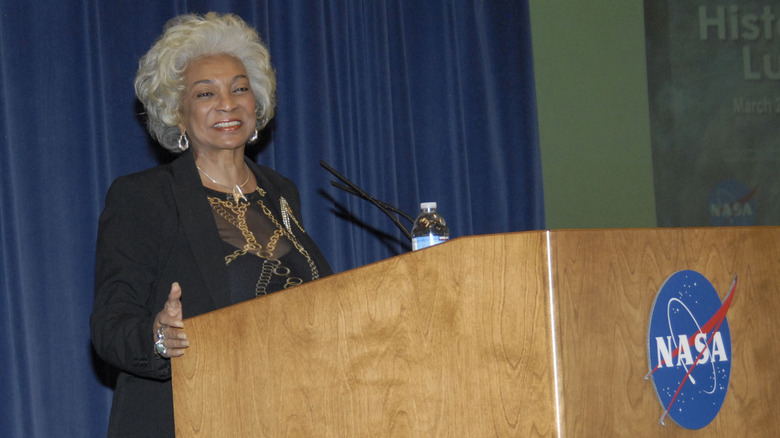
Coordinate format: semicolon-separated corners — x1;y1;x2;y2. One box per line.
90;150;332;437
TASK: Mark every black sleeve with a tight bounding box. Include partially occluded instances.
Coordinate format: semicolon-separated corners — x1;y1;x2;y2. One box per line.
90;174;174;380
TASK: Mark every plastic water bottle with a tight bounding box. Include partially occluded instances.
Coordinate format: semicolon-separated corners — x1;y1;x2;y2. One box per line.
411;202;450;250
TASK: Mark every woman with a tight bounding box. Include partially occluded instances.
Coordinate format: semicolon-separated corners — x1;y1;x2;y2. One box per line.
90;12;332;437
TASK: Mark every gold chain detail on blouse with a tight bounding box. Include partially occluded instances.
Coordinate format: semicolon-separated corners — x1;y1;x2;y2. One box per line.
206;187;320;295
258;197;319;281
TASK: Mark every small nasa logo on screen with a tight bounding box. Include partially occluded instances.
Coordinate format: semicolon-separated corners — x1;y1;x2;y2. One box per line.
645;270;736;429
708;179;756;226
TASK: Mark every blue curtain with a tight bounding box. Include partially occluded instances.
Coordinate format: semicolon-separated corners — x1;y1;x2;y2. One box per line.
0;0;543;436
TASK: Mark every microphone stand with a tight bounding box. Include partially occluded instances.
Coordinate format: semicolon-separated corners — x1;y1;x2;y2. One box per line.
329;181;414;223
320;161;413;240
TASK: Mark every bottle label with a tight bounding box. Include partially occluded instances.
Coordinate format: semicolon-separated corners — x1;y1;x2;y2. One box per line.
412;235;449;251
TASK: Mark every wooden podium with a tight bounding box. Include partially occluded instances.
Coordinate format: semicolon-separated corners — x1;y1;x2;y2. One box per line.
172;227;780;437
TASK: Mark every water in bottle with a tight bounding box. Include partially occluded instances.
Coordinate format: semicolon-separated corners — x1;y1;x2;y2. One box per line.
411;202;450;250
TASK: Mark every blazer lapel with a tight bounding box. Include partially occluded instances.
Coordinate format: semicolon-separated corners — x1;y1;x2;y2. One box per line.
170;151;232;310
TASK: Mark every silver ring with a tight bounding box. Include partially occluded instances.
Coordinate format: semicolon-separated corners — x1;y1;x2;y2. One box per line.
154;324;168;357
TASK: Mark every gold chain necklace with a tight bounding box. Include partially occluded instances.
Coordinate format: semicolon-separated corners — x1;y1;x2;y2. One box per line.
207;188;320;296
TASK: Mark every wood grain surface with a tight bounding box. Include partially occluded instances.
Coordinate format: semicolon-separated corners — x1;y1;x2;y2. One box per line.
173;227;780;437
173;232;556;437
550;227;780;437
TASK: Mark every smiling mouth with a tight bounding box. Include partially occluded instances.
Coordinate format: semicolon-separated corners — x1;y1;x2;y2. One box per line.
213;121;242;129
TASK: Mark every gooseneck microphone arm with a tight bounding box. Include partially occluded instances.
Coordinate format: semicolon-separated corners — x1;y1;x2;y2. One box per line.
329;181;415;223
320;161;413;240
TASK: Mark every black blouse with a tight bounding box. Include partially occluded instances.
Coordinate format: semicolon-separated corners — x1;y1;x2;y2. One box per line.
204;186;318;304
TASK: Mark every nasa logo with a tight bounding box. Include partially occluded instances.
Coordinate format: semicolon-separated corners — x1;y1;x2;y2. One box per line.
708;179;756;226
645;270;736;429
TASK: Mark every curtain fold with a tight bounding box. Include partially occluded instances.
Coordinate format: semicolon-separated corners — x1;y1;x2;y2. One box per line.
0;1;542;436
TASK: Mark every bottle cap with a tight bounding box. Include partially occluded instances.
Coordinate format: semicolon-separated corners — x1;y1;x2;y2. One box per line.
420;202;437;209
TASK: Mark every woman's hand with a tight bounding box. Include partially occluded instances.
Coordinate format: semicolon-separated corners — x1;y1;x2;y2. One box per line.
153;282;189;358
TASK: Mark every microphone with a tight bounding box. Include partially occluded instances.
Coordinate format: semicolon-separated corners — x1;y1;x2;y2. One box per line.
320;161;413;240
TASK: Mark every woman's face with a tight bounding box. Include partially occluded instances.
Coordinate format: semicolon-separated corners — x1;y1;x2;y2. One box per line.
177;53;256;153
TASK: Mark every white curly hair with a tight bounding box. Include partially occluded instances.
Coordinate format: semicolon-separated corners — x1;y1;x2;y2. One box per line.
134;12;276;152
